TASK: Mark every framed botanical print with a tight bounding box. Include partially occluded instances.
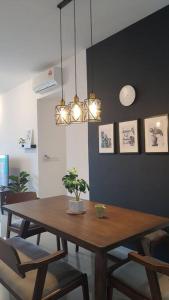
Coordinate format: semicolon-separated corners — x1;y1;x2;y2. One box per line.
119;120;139;153
144;114;168;153
99;124;114;153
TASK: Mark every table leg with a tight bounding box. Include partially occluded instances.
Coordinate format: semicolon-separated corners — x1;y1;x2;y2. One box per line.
95;251;107;300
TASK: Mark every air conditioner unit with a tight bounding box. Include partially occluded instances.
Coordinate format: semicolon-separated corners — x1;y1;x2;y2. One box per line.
32;67;60;94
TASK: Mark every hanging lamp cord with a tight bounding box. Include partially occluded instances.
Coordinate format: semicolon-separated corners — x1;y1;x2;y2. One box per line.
90;0;93;48
59;8;64;101
90;0;94;94
73;0;77;96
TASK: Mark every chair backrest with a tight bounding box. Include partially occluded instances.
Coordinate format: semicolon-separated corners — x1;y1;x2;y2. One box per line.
0;238;24;277
5;192;37;205
129;252;169;300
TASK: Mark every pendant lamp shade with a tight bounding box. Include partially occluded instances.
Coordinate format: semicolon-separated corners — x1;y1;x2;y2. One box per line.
69;95;84;123
84;93;101;122
56;99;70;125
56;0;101;125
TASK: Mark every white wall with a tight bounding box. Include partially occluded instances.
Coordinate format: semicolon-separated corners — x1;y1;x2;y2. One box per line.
0;80;38;191
64;50;89;199
0;49;89;199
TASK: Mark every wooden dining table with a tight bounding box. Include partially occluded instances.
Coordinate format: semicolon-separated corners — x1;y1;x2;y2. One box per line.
4;195;169;300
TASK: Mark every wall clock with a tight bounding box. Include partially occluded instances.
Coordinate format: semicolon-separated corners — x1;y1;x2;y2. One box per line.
119;85;136;106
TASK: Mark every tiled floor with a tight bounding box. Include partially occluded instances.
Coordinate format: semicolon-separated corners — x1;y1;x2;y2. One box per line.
0;213;129;300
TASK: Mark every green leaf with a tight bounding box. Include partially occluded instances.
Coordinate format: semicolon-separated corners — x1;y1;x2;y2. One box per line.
9;175;18;182
7;171;30;192
62;169;89;197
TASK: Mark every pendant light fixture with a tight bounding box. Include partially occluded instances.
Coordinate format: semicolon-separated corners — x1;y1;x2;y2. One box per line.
84;0;101;122
69;0;84;123
55;7;70;125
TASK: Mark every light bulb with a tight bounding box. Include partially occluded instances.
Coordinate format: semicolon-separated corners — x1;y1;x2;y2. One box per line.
89;102;97;118
60;107;67;120
156;122;161;128
72;104;81;120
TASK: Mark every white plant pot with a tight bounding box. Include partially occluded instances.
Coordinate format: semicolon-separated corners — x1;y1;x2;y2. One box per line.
69;199;84;213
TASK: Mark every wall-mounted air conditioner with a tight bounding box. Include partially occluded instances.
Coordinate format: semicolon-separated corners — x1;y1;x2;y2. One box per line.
32;67;60;94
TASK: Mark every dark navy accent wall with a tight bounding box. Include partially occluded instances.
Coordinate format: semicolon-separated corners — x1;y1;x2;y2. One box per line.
88;6;169;217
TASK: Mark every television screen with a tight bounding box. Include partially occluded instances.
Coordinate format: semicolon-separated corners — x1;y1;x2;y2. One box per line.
0;155;9;186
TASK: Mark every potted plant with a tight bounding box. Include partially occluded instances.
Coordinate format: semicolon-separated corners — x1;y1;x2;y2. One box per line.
62;168;89;213
7;171;30;192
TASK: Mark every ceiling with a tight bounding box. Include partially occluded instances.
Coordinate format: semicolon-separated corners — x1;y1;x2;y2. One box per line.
0;0;169;94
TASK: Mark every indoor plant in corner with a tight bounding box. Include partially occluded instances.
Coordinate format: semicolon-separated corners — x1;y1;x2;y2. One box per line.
62;168;89;213
7;171;30;192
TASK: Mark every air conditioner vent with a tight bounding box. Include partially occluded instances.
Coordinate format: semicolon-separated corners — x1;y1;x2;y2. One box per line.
32;67;60;94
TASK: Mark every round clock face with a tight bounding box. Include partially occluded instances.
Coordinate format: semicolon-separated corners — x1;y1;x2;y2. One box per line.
119;85;136;106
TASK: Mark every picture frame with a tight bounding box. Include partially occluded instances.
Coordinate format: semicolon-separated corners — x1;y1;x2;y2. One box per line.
24;129;33;149
119;120;139;153
99;124;114;153
144;114;168;153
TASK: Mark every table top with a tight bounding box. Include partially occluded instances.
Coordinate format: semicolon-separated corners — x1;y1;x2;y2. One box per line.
4;195;169;252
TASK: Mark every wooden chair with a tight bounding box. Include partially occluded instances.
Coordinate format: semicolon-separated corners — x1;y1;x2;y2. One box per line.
141;229;169;256
0;190;9;214
107;228;169;264
5;192;45;245
107;246;135;263
5;192;60;249
106;227;158;263
76;244;134;262
107;251;169;300
0;236;89;300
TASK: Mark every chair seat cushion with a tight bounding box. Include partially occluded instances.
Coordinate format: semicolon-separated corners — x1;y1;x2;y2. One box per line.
108;246;133;260
0;237;82;300
112;261;169;300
